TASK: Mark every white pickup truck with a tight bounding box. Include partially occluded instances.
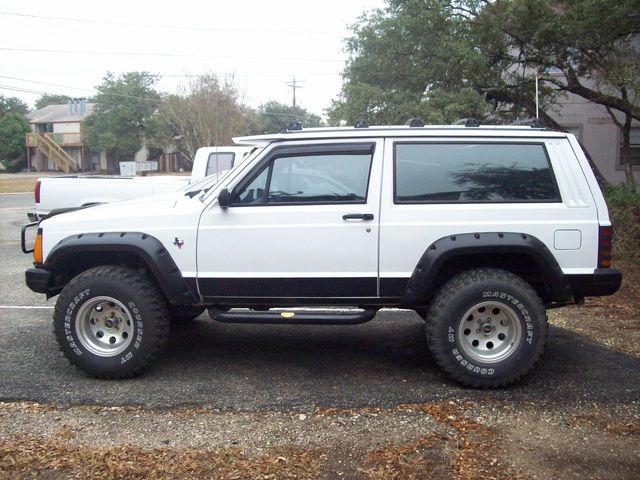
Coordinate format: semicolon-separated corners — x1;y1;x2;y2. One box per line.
28;146;253;221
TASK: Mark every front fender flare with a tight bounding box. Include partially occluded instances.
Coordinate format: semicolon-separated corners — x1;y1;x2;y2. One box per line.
44;231;199;305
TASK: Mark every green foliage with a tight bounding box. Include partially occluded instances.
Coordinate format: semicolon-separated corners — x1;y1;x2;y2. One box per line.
34;94;71;110
0;95;29;117
421;88;491;125
604;183;640;209
251;101;324;134
0;113;30;171
475;0;640;120
329;0;640;128
83;72;162;167
604;184;640;259
328;0;491;126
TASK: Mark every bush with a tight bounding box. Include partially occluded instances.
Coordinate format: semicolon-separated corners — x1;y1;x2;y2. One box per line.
604;184;640;259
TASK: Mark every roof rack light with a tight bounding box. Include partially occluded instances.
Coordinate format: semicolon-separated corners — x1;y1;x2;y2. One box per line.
404;118;424;127
287;121;303;131
354;119;369;128
452;117;480;127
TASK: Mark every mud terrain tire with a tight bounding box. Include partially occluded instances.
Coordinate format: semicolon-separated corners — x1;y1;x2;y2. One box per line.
53;265;170;379
426;268;548;388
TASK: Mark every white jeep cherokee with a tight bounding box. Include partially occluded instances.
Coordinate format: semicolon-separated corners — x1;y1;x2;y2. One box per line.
23;120;622;388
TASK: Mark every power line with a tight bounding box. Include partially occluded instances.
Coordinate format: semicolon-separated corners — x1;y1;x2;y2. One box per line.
0;75;94;93
0;10;348;36
0;47;344;63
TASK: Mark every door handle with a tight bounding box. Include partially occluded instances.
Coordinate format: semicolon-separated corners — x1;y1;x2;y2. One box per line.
342;213;374;221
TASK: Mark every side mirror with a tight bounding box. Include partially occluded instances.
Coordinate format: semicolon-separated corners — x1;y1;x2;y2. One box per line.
218;188;230;208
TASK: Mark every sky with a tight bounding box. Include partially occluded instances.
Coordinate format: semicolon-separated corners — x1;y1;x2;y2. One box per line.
0;0;386;117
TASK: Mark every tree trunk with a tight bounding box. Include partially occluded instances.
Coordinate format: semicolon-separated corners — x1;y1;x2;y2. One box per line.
607;104;637;193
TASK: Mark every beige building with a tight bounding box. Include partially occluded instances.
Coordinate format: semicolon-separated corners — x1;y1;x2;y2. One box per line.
25;99;101;172
25;99;174;173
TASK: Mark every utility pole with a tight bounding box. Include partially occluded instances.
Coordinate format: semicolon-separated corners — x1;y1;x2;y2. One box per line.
286;77;304;119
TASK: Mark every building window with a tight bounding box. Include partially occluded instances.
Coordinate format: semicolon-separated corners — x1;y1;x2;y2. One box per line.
619;127;640;166
562;126;581;141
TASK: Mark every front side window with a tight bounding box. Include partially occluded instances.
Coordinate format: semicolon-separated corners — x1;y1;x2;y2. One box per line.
395;143;560;203
233;146;374;205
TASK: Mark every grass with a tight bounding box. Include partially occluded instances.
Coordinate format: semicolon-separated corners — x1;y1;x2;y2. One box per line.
604;184;640;259
0;176;37;194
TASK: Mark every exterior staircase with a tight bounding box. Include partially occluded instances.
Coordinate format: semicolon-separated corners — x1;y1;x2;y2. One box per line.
26;133;77;173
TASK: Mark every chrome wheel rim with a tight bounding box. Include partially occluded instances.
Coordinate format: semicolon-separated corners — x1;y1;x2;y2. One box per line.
457;301;522;364
75;296;134;357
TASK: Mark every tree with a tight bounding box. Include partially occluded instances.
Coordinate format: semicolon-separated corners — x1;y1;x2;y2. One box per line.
0;95;29;118
330;0;640;187
328;0;491;126
475;0;640;189
251;101;324;134
0;113;30;171
83;72;162;171
35;94;72;110
160;73;249;162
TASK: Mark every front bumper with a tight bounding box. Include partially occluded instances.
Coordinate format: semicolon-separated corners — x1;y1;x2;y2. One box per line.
27;211;43;222
25;266;56;295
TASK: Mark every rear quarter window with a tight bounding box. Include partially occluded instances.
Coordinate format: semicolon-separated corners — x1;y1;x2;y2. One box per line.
395;142;561;203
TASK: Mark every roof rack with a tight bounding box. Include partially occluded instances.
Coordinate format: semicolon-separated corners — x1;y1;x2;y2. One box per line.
404;118;424;127
509;118;545;129
286;121;304;131
452;118;480;127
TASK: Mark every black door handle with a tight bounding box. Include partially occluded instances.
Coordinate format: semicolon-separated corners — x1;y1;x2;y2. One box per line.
342;213;374;221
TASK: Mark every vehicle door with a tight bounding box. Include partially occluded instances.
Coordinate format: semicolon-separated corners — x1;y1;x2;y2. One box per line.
196;140;383;303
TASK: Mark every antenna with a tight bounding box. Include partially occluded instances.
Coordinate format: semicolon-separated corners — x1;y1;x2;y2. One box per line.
535;73;539;120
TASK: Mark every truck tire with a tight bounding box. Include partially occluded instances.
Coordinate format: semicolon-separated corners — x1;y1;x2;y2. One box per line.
425;268;548;388
53;265;170;379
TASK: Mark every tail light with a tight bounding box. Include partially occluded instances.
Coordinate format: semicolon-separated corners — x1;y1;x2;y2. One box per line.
35;180;41;204
598;226;613;268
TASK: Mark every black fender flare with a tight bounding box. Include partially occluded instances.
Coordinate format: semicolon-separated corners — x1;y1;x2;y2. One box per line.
402;232;574;307
44;231;199;305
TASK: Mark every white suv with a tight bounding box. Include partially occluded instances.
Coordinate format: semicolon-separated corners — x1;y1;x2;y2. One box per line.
24;120;622;388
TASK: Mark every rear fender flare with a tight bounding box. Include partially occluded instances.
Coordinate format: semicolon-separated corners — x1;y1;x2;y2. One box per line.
402;232;574;307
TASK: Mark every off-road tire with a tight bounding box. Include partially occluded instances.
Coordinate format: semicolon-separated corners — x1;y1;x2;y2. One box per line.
426;268;548;388
53;265;170;379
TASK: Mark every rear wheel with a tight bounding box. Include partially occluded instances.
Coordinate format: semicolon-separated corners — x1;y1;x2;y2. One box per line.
425;268;548;388
53;265;169;379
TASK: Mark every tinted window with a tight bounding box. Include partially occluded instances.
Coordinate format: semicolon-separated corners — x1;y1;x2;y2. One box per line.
395;143;560;203
233;151;373;205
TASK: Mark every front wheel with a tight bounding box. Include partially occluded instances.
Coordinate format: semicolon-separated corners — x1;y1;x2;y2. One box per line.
425;268;548;388
53;265;170;379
